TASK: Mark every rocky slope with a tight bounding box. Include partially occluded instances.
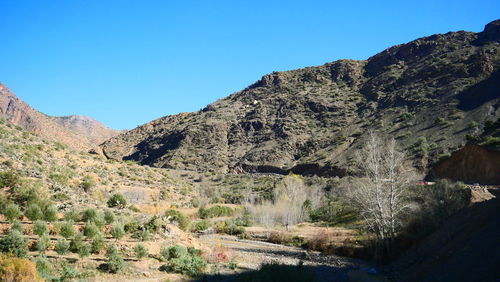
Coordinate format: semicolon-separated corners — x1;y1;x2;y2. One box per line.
51;115;120;145
0;83;118;150
103;20;500;178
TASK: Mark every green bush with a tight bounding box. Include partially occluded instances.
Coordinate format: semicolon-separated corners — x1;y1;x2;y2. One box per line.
78;242;91;258
63;209;80;222
107;194;127;209
81;208;105;227
165;210;191;231
105;245;126;273
91;234;105;254
44;205;58;222
0;170;19;188
134;243;148;259
80;175;96;192
144;215;165;233
36;256;53;281
83;223;100;239
33;220;49;236
124;219;140;233
36;234;50;254
104;210;115;224
159;245;207;277
4;203;22;222
10;220;24;233
0;230;28;257
70;233;85;253
198;205;233;219
55;238;70;255
215;219;245;235
132;229;151;241
25;204;43;221
110;223;125;239
58;221;75;238
59;262;79;280
192;220;211;232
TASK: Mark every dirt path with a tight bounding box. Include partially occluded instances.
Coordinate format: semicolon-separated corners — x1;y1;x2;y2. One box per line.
198;234;384;281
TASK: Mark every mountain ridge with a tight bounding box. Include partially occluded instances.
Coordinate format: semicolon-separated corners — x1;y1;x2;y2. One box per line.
102;20;500;180
0;83;119;151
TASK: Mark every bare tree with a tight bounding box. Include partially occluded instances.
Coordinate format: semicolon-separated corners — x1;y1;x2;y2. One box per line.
348;133;418;256
245;174;323;228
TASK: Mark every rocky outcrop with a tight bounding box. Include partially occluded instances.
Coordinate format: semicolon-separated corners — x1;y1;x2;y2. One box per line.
427;145;500;185
103;20;500;176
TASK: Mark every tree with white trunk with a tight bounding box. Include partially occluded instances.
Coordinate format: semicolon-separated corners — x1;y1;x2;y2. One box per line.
348;132;418;257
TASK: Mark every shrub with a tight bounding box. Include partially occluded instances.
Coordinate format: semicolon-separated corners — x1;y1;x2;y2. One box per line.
55;238;70;255
0;254;42;281
44;205;58;222
134;243;148;259
78;242;91;258
215;219;245;235
192;220;211;232
36;256;53;281
132;229;151;241
70;233;85;253
33;220;49;236
0;170;20;188
167;245;187;260
80;175;96;192
25;204;44;221
104;210;115;224
144;215;165;233
59;262;79;280
159;246;207;277
110;223;125;239
124;219;140;233
36;234;50;254
107;194;127;209
63;209;80;222
10;220;24;233
105;245;126;273
198;205;233;219
91;234;105;254
81;208;105;227
409;180;470;237
83;223;100;239
58;221;75;238
0;230;28;257
4;203;22;222
165;210;191;231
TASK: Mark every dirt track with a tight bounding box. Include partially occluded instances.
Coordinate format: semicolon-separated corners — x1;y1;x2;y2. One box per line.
198;234;384;281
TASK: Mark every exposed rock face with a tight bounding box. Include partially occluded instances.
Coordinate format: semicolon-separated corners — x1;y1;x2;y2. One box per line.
0;83;118;150
428;145;500;185
103;20;500;176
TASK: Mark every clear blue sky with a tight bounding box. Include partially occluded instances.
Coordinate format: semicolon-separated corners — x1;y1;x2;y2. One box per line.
0;0;498;130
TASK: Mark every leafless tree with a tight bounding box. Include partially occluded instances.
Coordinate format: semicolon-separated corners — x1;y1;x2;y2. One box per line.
245;175;323;228
348;132;418;256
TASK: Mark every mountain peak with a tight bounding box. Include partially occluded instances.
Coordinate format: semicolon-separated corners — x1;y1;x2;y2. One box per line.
0;84;119;150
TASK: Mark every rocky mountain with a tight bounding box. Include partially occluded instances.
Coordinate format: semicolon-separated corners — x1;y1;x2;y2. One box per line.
103;20;500;179
51;115;121;145
0;83;118;150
